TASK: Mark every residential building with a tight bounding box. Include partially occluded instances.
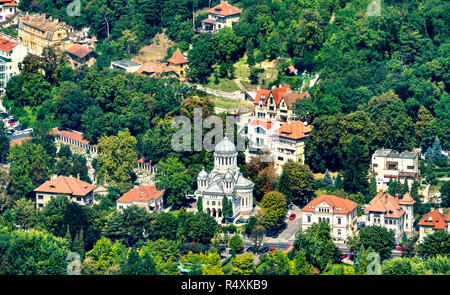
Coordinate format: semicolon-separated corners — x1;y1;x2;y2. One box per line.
271;120;312;173
110;59;141;73
371;149;420;191
137;157;157;174
0;36;27;94
166;49;189;81
137;61;177;78
200;1;241;33
195;136;254;221
34;175;96;209
116;185;163;212
0;0;18;23
399;192;416;235
418;208;450;243
18;13;73;56
301;194;358;242
364;192;411;244
245;119;281;162
253;85;310;122
52;127;98;154
65;43;95;68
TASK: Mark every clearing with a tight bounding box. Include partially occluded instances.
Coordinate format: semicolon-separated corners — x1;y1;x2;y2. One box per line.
132;30;175;64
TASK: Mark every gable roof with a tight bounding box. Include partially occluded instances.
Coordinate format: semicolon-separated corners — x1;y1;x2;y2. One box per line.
281;91;310;109
34;176;95;196
0;37;17;53
167;49;189;65
418;209;450;230
53;127;98;148
274;121;312;140
117;185;163;203
66;44;93;59
208;1;241;16
302;194;358;214
365;192;405;218
137;61;176;78
249;119;273;130
399;192;416;205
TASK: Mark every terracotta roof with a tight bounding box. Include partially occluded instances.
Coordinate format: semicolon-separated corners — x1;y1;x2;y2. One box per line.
0;37;16;53
137;61;176;78
138;157;152;165
249;119;273;130
202;18;216;24
20;13;70;32
418;209;450;230
53;127;98;148
167;49;189;65
34;176;95;196
2;1;17;6
117;185;163;204
253;88;271;105
274;121;312;140
66;44;93;59
399;192;416;205
365;192;405;219
208;1;241;16
281;91;310;109
254;85;297;107
9;137;31;146
302;194;358;214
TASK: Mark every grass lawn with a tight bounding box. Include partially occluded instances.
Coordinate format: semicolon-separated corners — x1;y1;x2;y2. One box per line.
212;96;253;110
205;76;240;92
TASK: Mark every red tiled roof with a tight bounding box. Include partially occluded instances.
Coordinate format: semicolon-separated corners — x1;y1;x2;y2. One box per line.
137;61;176;78
117;185;163;203
365;192;405;219
254;85;305;108
418;209;450;230
249;119;273;130
208;1;241;16
167;49;189;65
3;1;17;6
9;137;31;146
0;37;16;53
302;194;358;215
53;127;98;148
34;176;95;196
275;121;312;140
202;18;216;24
253;88;272;105
281;91;310;109
66;44;93;59
399;192;416;205
138;157;152;165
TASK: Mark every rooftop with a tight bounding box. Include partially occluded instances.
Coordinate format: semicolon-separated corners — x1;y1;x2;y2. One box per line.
0;37;17;53
111;60;141;68
418;209;450;230
373;149;418;159
167;49;189;65
365;192;405;219
117;185;163;204
66;44;93;59
34;175;95;196
274;121;312;140
20;13;71;32
302;194;358;215
208;1;241;17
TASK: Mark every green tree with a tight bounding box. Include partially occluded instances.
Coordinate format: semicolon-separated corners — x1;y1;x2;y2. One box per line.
84;238;125;274
228;234;244;253
222;196;233;219
276;162;315;204
416;231;450;259
11;198;37;230
260;191;287;231
348;226;396;261
231;252;256;275
440;181;450;208
290;249;315;275
323;169;333;190
342;136;370;194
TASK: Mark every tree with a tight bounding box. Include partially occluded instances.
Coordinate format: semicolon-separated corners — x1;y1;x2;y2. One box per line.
367;171;378;202
440;181;450;208
228;234;244;253
120;248;157;275
0;124;9;164
151;212;178;241
323;264;356;275
180;251;223;275
186;212;219;244
290;249;315;275
231;252;256;275
197;196;203;212
55;83;89;130
155;157;192;209
97;129;138;194
323;169;333;190
264;250;290;275
348;226;396;262
244;216;258;236
334;172;343;190
222;196;233;219
431;136;445;166
342;136;370;194
260;191;287;231
276;162;315;204
188;34;215;83
416;231;450;259
72;229;85;259
11;198;37;230
84;238;125;274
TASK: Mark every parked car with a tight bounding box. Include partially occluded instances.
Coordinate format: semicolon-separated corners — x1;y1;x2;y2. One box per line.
267;248;276;253
341;253;349;259
222;217;234;224
14;124;25;131
259;247;270;254
396;246;406;251
289;214;296;220
246;246;254;253
236;218;248;224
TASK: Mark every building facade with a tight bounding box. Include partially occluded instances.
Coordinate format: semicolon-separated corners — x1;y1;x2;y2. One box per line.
116;185;163;213
195;136;254;221
418;208;450;243
110;60;142;73
18;13;73;56
371;149;419;191
0;36;27;95
245;119;281;162
301;194;358;242
34;175;96;209
166;49;189;81
200;1;241;33
0;0;18;23
65;43;95;68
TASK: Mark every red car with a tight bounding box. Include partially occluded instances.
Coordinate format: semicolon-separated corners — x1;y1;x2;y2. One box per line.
267;248;276;253
396;246;406;251
341;253;349;259
289;214;296;220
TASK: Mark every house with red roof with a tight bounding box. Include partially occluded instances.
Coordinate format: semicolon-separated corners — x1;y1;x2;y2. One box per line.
253;85;310;122
65;43;95;68
166;49;189;81
116;185;164;212
418;208;450;242
200;1;241;33
0;0;18;23
302;194;359;242
0;36;27;95
34;175;96;209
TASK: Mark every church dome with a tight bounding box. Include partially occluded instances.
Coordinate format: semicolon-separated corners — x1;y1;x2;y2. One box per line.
197;167;208;180
224;171;233;181
214;136;237;156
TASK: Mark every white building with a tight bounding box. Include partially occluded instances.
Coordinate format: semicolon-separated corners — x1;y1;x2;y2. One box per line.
0;0;18;23
245;119;281;162
116;185;164;213
200;1;241;34
371;149;419;191
110;60;141;73
0;36;27;95
364;192;416;244
417;208;450;243
301;194;358;242
195;136;254;221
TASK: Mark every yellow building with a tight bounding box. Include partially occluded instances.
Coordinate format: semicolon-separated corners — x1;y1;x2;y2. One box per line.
166;49;189;81
18;13;73;56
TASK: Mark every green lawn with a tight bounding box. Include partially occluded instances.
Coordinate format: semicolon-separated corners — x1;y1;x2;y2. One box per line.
205;77;240;92
212;96;253;110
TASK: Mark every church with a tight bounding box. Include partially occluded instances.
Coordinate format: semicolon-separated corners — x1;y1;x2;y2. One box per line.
195;136;254;221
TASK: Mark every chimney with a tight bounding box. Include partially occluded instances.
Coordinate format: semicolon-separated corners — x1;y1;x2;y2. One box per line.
77;174;80;180
395;194;399;203
51;174;58;180
438;208;443;214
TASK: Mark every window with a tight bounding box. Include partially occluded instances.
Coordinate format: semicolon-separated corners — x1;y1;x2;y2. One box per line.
373;163;378;167
307;216;311;222
76;197;81;201
337;218;341;225
407;166;414;170
337;229;341;235
278;156;284;161
119;206;123;209
38;195;43;200
38;204;43;208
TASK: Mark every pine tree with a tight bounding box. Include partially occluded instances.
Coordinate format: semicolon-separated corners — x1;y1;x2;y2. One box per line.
197;196;203;212
367;171;377;202
387;176;394;194
222;197;233;219
64;225;72;248
323;169;333;189
334;172;343;190
402;176;409;194
342;136;370;194
277;168;292;200
424;147;432;163
73;228;85;258
431;136;444;165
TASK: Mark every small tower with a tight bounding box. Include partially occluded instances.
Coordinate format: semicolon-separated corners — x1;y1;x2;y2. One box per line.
197;167;208;191
223;171;234;194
